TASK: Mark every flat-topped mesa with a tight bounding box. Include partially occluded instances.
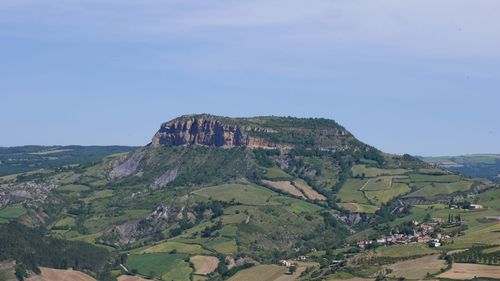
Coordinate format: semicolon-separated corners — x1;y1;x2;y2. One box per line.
151;115;275;148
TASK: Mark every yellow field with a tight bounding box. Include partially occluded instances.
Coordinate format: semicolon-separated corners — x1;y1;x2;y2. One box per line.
228;265;287;281
364;183;410;205
27;267;96;281
375;244;437;257
190;255;220;275
137;241;209;255
438;263;500;279
293;179;326;200
338;203;379;213
386;255;446;279
262;180;305;198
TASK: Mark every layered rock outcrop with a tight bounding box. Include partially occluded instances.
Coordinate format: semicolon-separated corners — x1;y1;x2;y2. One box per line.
151;115;275;148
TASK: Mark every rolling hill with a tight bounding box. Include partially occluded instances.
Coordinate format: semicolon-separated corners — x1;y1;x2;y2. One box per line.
421;154;500;183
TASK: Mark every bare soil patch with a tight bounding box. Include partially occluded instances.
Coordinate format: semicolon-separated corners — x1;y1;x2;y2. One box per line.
293;180;326;200
438;263;500;280
262;180;305;198
386;254;446;279
190;255;220;275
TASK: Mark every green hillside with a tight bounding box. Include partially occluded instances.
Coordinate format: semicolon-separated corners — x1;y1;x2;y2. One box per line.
0;115;498;281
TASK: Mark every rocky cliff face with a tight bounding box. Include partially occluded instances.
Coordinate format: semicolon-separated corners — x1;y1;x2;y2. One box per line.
151;115;276;148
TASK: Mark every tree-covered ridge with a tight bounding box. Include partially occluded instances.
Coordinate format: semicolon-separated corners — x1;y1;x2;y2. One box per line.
0;222;114;280
0;145;136;177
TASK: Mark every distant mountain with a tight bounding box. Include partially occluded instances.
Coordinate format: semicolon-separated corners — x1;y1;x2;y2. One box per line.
0;145;137;176
0;115;497;281
421;154;500;182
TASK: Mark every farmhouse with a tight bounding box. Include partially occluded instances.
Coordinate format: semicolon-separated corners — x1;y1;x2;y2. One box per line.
469;204;483;209
296;255;307;261
278;260;291;267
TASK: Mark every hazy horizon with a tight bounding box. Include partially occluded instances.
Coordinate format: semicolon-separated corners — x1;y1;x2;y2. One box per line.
1;1;499;156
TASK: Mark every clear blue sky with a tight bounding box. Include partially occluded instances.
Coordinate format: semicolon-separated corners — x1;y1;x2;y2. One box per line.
1;1;499;156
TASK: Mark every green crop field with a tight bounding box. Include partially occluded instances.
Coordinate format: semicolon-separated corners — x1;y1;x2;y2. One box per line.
228;265;286;281
364;183;410;205
263;167;293;180
352;165;408;178
337;179;369;204
375;244;437;258
0;207;27;220
406;181;472;198
127;253;191;281
408;173;461;183
54;217;76;228
363;176;394;191
58;184;90;192
205;237;237;254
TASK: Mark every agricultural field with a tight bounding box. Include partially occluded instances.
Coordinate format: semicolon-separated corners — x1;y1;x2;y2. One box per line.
190;255;219;275
293;179;326;200
406;181;472;197
364;183;410;205
263;167;293;180
126;253;191;281
26;267;96;281
362;176;398;191
262;180;305;198
337;179;369;204
53;217;76;228
227;265;287;281
408;173;462;183
375;244;437;258
0;207;27;220
438;263;500;280
83;189;114;203
136;241;210;255
58;184;90;192
351;165;407;177
337;203;379;213
386;254;446;279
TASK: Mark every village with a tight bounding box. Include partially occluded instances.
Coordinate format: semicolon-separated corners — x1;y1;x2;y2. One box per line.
275;212;469;271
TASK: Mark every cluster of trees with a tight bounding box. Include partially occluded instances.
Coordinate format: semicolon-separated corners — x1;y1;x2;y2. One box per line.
253;148;280;168
451;245;500;265
201;220;224;238
0;222;114;281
